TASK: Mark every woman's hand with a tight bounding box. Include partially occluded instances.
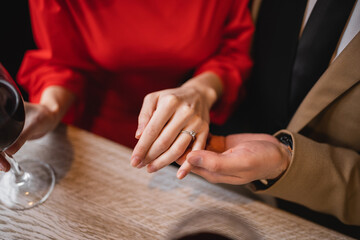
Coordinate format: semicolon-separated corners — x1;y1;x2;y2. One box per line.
131;72;223;173
177;133;291;184
0;86;75;172
5;102;61;155
1;102;60;172
1;102;59;172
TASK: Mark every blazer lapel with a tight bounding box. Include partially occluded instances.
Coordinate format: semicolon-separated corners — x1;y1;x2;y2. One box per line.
288;31;360;132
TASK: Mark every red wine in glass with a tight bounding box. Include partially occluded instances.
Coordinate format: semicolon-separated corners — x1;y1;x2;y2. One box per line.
0;63;55;210
0;76;25;151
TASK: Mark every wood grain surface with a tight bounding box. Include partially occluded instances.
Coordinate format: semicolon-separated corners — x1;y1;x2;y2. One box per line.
0;125;353;240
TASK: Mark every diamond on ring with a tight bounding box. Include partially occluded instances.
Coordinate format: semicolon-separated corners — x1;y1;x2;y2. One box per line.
181;130;197;141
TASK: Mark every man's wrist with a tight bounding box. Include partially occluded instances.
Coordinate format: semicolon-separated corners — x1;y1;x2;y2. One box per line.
278;133;293;151
258;134;293;188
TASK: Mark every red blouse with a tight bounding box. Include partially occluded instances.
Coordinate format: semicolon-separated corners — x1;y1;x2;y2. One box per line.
18;0;253;147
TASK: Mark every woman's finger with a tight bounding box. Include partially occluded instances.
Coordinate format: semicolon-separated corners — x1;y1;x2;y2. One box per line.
5;133;28;156
5;116;34;155
146;132;193;172
142;114;203;168
131;95;179;167
141;105;197;165
176;126;208;179
175;148;191;166
136;93;158;139
190;123;208;152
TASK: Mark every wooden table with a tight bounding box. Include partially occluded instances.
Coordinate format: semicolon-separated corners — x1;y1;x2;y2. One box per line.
0;125;353;239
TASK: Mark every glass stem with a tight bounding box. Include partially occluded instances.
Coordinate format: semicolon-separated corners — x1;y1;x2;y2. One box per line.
2;152;29;184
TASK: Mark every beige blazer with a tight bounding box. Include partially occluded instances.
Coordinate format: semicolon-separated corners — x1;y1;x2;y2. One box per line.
258;32;360;225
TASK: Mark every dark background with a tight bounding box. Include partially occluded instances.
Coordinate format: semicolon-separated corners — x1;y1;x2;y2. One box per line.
0;1;35;99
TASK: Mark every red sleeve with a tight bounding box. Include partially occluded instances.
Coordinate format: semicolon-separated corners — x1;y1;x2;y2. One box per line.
17;1;91;105
18;50;86;104
194;0;254;125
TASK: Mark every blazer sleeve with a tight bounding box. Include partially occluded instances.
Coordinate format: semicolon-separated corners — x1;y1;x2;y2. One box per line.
256;130;360;225
194;0;254;125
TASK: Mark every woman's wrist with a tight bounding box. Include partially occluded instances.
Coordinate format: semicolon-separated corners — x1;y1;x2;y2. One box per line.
40;86;76;123
182;72;223;108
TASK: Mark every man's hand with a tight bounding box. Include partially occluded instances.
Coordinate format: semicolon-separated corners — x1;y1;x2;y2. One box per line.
177;133;291;185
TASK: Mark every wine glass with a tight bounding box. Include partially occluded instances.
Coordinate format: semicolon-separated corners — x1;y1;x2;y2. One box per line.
0;63;55;210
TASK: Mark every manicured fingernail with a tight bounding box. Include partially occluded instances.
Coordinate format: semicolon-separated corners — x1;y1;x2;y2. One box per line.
188;156;202;166
135;125;144;139
177;170;187;179
135;130;141;139
137;162;145;169
131;157;142;167
147;164;156;173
